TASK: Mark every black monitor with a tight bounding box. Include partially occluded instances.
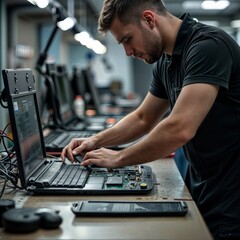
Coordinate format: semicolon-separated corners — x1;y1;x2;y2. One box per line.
55;64;76;123
71;66;101;114
81;68;101;114
45;62;74;126
71;66;86;98
2;69;46;186
41;62;63;127
46;63;80;126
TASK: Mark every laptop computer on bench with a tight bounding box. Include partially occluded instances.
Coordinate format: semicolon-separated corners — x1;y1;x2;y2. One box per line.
69;67;122;135
43;63;123;153
55;64;139;149
80;67;125;117
2;68;154;195
47;63;119;132
44;64;140;152
32;63;97;153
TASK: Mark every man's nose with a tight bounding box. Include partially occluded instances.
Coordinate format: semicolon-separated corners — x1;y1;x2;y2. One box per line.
124;45;134;56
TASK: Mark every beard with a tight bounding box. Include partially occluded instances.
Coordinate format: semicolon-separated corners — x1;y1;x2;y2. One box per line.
141;29;164;64
144;41;164;64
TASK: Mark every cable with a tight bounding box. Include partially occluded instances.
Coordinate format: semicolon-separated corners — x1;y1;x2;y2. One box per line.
0;123;23;196
0;126;15;165
2;123;11;133
0;89;8;108
0;156;23;191
0;177;7;198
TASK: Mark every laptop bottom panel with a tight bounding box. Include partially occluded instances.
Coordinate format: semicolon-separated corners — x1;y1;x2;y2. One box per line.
26;164;154;195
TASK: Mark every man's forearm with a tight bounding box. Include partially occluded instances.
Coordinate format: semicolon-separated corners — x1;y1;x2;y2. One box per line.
92;111;152;148
115;115;191;167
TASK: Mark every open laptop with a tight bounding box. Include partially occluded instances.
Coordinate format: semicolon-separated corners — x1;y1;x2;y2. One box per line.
47;63;121;131
42;63;123;153
80;67;124;116
79;67;139;116
43;128;96;154
34;63;132;154
39;63;100;153
2;68;154;195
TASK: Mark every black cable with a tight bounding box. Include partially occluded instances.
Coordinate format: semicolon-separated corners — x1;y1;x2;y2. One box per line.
0;165;22;191
0;123;23;195
2;123;11;133
0;129;15;166
0;89;8;108
0;177;7;198
0;161;20;188
0;133;14;149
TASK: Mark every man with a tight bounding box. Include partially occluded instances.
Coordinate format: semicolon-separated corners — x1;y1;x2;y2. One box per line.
61;0;240;239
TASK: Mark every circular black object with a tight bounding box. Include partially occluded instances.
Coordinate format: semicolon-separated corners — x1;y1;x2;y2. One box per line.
2;208;40;233
40;212;62;229
0;199;15;227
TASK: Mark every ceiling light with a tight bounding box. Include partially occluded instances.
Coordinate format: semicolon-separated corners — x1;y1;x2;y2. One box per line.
74;31;107;55
231;20;240;28
182;1;202;9
201;0;230;10
27;0;49;8
74;31;91;45
57;17;75;31
92;40;107;55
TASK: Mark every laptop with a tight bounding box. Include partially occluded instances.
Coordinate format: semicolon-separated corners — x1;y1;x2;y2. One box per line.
46;63;120;131
2;68;154;195
40;63;100;153
79;67;139;116
80;67;124;116
42;63;123;153
43;128;96;154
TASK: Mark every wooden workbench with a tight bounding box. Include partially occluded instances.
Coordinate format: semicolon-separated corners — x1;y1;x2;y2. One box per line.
0;158;213;240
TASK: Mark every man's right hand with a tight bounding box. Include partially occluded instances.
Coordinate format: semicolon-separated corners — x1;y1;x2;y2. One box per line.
60;137;98;163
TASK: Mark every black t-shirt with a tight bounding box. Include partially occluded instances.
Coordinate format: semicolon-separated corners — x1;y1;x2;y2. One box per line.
149;13;240;237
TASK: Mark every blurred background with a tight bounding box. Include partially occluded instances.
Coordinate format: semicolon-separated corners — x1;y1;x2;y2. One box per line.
1;0;240;131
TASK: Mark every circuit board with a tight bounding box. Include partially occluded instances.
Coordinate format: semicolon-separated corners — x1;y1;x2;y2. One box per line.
87;165;154;192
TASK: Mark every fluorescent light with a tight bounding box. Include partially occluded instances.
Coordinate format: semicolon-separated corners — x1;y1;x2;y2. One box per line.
57;17;75;31
231;20;240;28
85;39;107;54
92;40;107;55
74;31;90;45
182;1;202;9
74;31;107;55
201;0;230;10
27;0;49;8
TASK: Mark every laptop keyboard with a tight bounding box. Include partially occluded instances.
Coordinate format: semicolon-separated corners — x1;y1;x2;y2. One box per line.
44;131;94;147
33;162;90;188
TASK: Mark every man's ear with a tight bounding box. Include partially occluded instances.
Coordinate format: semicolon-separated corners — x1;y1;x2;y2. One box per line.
142;10;155;29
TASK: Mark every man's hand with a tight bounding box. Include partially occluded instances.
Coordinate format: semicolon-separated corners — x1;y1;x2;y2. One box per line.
61;137;97;163
81;148;122;169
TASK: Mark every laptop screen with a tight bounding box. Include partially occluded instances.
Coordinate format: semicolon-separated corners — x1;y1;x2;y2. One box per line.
13;94;44;176
82;68;101;113
71;66;86;98
45;63;74;125
55;65;75;124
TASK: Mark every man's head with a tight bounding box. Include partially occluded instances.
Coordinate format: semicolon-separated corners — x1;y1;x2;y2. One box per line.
98;0;167;34
98;0;169;64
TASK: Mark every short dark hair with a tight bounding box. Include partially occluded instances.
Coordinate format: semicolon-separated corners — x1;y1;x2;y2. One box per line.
98;0;167;34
